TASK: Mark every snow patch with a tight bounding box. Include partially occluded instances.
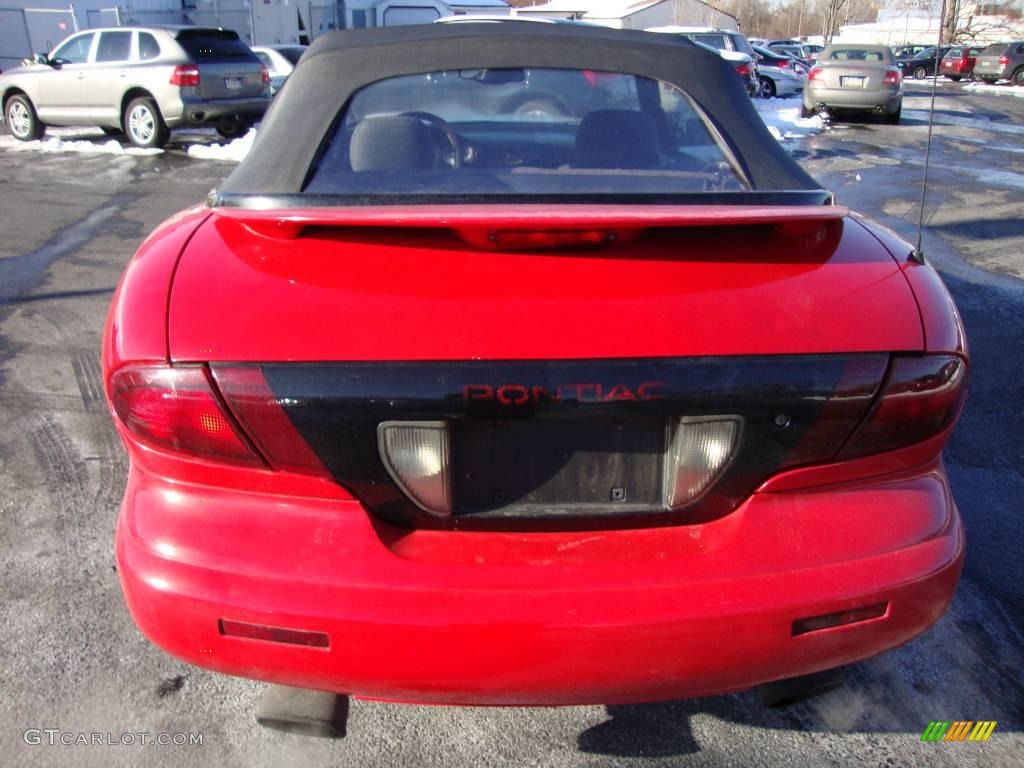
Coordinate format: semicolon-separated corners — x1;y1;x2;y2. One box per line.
963;82;1024;99
0;131;162;156
186;128;257;162
754;99;825;141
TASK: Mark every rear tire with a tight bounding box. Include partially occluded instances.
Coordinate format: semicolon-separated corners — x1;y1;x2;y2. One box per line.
216;122;252;140
757;76;776;99
1012;68;1024;86
124;96;169;149
913;66;927;80
5;94;44;141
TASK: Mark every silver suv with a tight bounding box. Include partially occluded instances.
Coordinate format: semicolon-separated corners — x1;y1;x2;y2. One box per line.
973;41;1024;85
0;26;270;148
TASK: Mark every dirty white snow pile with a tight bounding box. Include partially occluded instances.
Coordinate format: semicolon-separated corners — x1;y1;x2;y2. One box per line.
186;128;257;162
754;98;825;141
0;129;162;156
963;82;1024;99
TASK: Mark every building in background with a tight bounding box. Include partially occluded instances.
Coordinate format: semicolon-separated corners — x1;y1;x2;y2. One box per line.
514;0;737;30
835;0;1024;45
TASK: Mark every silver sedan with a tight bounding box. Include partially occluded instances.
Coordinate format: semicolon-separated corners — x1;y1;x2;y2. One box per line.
801;44;903;123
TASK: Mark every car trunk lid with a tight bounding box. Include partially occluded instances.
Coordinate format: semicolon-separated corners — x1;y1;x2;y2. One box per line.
175;29;264;100
167;204;925;528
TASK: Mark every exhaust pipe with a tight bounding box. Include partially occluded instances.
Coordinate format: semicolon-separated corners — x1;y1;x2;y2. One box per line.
756;667;845;708
874;105;886;114
256;685;350;738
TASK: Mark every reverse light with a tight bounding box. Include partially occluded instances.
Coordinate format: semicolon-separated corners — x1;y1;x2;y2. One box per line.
378;422;451;515
110;366;262;466
170;64;200;87
882;69;902;86
664;417;742;508
837;355;967;460
808;66;823;82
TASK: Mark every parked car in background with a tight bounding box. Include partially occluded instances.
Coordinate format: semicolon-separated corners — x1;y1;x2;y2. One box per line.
896;45;952;79
973;41;1024;84
0;26;270;147
803;44;903;123
752;45;806;98
647;26;757;58
940;45;984;81
648;28;758;95
892;44;929;60
251;45;306;96
768;43;813;65
104;23;967;725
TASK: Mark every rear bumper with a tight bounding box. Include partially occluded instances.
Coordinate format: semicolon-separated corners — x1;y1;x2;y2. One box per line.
117;461;963;706
804;86;902;112
165;96;269;128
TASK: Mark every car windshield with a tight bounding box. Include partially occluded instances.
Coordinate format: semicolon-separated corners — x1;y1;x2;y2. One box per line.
277;47;306;65
305;68;749;199
176;30;254;61
981;43;1008;55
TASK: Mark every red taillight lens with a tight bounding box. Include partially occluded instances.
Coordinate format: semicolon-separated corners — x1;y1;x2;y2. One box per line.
999;55;1009;66
212;366;329;476
882;69;902;85
735;63;752;77
491;229;615;250
260;64;270;85
808;66;824;82
837;355;967;460
110;366;262;466
170;64;200;87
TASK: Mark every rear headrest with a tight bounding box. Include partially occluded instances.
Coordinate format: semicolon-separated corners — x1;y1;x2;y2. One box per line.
575;109;659;168
350;115;436;172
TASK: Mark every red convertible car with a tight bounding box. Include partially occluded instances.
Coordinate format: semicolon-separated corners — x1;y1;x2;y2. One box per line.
103;25;967;732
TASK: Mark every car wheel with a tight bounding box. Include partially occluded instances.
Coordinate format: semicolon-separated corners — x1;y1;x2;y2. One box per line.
913;66;927;80
5;94;44;141
216;122;252;139
757;76;776;99
947;75;961;82
513;99;567;121
124;96;169;149
1013;68;1024;86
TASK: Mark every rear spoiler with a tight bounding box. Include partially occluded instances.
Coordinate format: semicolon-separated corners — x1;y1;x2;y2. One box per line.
213;204;849;246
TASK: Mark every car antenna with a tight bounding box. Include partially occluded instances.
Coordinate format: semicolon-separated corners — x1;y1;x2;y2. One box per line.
910;0;947;265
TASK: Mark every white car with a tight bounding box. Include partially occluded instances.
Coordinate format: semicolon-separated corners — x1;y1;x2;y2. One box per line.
250;45;306;96
752;45;807;98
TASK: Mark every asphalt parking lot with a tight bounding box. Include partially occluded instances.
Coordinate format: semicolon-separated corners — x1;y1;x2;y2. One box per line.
1;80;1022;767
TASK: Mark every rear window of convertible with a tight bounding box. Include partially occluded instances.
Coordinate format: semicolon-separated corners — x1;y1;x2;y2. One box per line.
304;68;749;197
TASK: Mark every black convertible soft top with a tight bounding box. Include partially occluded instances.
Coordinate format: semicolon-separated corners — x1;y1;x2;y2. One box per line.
217;24;824;200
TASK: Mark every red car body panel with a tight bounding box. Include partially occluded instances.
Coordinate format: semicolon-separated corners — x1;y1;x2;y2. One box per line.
116;454;962;704
166;208;923;362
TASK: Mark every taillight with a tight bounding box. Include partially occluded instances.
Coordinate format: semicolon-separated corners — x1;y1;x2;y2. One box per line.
260;64;270;85
882;69;902;86
170;64;200;88
491;229;614;250
110;366;262;466
664;417;742;508
212;366;329;476
735;63;752;77
808;66;823;82
837;355;967;460
999;55;1009;66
